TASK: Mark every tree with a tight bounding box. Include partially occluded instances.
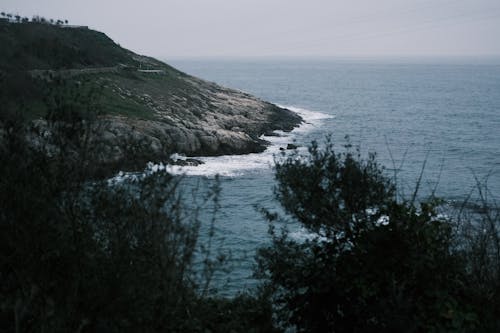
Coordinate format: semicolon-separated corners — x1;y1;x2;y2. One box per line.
0;78;277;332
0;83;196;331
256;140;480;332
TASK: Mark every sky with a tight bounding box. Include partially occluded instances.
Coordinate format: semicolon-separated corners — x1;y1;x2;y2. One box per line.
2;0;500;59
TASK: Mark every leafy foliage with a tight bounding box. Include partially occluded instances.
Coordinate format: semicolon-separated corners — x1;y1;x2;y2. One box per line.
0;88;276;332
273;139;394;237
257;140;499;332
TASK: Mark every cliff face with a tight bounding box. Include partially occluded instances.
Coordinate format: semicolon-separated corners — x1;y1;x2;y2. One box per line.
92;64;301;161
102;99;297;158
0;21;302;166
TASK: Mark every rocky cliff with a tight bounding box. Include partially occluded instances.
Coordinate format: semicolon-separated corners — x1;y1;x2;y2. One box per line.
0;20;302;167
93;62;302;160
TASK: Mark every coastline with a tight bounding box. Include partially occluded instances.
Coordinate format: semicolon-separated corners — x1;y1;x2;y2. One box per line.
140;106;333;178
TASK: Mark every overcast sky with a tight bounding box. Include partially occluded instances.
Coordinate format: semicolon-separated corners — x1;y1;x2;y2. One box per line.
3;0;500;59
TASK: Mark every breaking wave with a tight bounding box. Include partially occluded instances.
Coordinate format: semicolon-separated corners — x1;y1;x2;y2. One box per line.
163;106;334;177
109;106;334;181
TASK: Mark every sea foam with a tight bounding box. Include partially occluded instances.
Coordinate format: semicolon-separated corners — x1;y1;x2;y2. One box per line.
163;106;334;177
108;106;333;180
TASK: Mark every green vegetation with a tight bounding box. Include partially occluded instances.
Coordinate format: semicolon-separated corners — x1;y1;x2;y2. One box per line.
2;94;498;331
99;83;156;120
256;139;500;332
0;19;133;71
1;18;303;160
0;90;276;332
0;18;188;121
1;13;499;333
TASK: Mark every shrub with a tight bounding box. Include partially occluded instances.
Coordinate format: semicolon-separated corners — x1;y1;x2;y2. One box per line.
256;140;485;332
0;86;275;332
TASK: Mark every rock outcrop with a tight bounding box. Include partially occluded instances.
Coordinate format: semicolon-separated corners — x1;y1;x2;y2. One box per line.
0;21;303;169
81;56;303;164
97;73;302;161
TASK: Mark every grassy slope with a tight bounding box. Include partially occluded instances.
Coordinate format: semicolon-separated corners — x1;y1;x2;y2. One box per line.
0;20;191;121
0;20;301;159
0;21;134;70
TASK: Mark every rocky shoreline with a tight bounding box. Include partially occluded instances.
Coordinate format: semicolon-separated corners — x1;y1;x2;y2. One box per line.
27;89;302;175
0;22;303;174
89;72;303;169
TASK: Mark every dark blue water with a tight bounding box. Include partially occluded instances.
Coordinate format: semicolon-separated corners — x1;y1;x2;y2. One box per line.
167;58;500;295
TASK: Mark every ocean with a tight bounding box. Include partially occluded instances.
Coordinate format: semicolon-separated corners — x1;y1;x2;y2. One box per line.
164;58;500;295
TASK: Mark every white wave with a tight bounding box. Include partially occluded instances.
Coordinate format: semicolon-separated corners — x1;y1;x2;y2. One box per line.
279;105;335;135
139;106;333;178
165;151;275;177
107;162;168;185
289;226;333;243
281;105;335;122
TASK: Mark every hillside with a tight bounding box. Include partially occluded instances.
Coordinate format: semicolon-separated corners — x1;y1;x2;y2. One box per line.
0;19;302;169
0;20;136;70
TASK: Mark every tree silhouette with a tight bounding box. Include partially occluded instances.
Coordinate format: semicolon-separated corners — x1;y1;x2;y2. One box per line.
256;141;494;332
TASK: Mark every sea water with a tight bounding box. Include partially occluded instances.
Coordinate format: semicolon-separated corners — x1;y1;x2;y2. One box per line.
164;58;500;295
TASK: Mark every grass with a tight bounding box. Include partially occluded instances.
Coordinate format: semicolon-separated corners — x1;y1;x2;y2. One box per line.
0;20;215;123
0;21;136;71
99;85;156;120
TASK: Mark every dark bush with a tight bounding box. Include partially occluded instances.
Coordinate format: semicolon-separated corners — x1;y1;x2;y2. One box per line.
257;139;498;332
0;88;275;332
